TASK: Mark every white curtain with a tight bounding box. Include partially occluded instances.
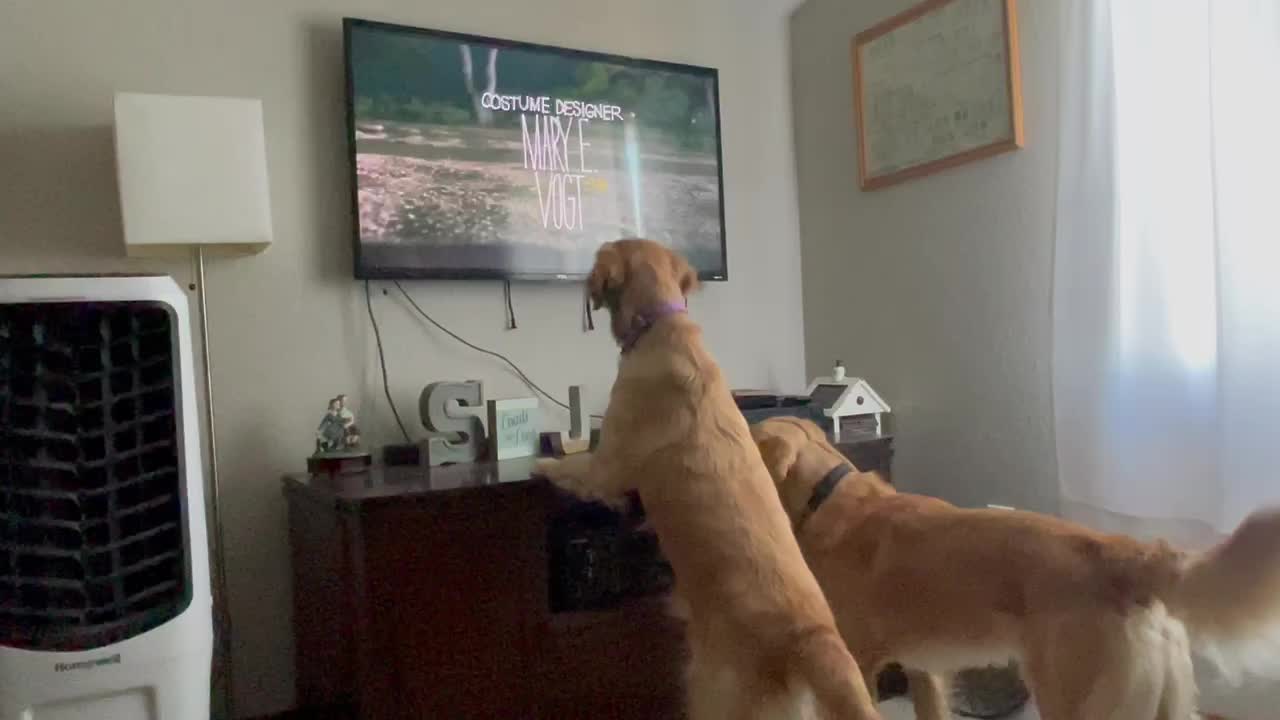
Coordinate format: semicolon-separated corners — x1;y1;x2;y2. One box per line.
1054;0;1280;548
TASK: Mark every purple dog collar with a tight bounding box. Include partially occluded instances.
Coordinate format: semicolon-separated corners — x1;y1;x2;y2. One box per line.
620;300;687;353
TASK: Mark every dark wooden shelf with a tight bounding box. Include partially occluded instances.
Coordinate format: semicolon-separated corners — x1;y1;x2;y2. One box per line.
549;593;674;631
282;432;893;719
283;458;683;720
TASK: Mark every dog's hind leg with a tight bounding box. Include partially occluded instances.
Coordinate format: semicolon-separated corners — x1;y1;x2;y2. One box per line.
1155;668;1196;720
1021;616;1098;720
1083;605;1193;720
905;669;949;720
1028;609;1184;720
1155;616;1196;720
1022;648;1089;720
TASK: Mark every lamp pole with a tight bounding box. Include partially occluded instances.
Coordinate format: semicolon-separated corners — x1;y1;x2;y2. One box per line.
195;247;234;719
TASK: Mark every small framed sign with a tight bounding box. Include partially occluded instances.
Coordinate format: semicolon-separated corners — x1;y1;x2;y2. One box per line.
487;397;540;460
853;0;1023;190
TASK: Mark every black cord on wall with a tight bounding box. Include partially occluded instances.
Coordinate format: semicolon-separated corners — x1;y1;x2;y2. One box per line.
364;280;412;442
393;281;601;418
503;280;518;329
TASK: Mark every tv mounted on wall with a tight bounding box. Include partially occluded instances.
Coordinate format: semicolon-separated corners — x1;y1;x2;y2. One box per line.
344;18;728;281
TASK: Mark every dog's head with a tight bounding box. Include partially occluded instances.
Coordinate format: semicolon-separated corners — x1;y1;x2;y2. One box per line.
751;416;891;523
587;239;700;343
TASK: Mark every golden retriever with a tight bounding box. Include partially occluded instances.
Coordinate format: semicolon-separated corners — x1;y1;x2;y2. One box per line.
535;240;880;720
751;416;1280;720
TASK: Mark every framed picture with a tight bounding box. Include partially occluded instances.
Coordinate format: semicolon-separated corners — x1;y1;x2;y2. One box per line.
852;0;1023;190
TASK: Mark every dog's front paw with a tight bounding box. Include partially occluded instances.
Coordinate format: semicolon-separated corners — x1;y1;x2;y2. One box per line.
535;454;625;509
537;458;591;496
533;457;561;480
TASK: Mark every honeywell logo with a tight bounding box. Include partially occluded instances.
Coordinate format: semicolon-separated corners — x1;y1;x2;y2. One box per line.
54;654;121;672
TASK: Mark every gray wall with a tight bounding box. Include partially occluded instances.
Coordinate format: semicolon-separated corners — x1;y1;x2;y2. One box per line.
789;0;1060;513
0;1;805;715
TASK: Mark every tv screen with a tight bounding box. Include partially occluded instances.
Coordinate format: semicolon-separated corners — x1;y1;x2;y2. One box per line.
344;18;728;280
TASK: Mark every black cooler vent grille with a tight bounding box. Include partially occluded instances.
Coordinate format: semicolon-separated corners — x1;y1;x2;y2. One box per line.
0;301;191;651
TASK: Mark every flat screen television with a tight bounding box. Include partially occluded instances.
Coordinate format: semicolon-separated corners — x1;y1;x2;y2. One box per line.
344;18;728;281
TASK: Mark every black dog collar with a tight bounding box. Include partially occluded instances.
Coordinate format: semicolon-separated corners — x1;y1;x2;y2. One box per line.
794;463;854;532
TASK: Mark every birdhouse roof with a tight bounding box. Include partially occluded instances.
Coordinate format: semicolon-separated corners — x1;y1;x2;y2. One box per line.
804;376;891;416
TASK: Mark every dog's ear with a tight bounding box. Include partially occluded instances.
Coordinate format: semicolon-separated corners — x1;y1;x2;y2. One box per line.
588;243;626;310
755;433;799;487
671;251;700;297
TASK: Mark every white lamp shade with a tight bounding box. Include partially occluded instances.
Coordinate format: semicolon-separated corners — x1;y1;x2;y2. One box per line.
113;92;273;257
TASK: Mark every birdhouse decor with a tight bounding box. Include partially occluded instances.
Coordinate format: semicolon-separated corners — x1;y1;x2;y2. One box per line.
803;361;891;442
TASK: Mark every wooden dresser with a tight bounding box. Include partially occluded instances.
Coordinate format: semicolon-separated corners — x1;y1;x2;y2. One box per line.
282;434;893;719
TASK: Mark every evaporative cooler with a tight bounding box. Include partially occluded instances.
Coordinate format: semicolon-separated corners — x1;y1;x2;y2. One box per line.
0;275;212;719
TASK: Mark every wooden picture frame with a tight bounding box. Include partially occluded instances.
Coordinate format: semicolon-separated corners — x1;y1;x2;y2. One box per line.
852;0;1024;190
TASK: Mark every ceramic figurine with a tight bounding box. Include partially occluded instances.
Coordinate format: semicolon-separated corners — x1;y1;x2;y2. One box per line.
336;394;361;448
315;394;362;455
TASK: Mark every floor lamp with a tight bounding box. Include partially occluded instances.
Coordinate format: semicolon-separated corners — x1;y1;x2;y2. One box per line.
113;92;274;719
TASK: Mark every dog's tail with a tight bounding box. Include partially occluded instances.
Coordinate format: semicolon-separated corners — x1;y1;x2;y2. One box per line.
787;626;882;720
1168;508;1280;680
